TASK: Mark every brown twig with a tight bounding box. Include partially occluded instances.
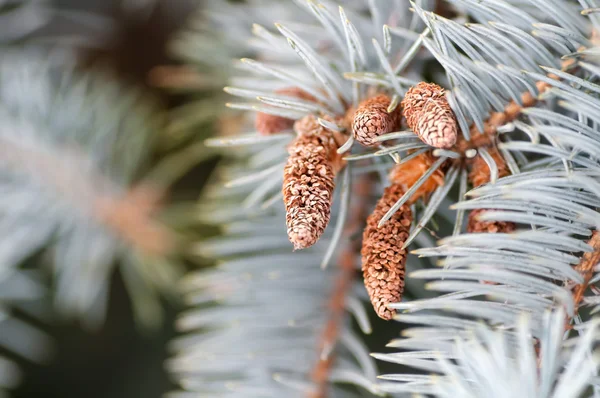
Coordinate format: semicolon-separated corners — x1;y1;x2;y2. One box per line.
310;250;354;398
455;57;578;155
308;177;371;398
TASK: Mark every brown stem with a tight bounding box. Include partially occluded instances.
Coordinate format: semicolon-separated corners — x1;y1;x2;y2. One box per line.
455;57;578;155
308;177;371;398
309;250;355;398
455;80;552;154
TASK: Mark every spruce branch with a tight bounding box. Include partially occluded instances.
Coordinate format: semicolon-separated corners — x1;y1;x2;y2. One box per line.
454;64;576;155
0;0;51;43
378;309;600;397
169;175;381;397
169;0;600;396
0;2;165;393
311;176;372;398
0;270;51;397
256;87;318;136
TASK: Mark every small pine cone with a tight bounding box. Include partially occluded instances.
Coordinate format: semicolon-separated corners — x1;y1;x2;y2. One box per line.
255;87;316;135
468;147;510;188
402;82;457;149
361;185;412;320
388;152;445;204
283;117;340;250
467;209;516;234
352;94;402;147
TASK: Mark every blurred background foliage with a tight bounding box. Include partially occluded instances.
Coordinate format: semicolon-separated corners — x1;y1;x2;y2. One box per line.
0;1;215;397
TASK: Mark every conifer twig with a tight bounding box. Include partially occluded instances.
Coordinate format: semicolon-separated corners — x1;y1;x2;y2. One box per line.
455;56;578;154
309;177;371;398
95;185;175;255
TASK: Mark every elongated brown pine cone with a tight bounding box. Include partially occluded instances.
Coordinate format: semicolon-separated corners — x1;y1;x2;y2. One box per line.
402;82;457;149
352;94;402;146
467;147;515;234
361;184;412;320
255;87;316;135
388;152;445;204
283;115;342;250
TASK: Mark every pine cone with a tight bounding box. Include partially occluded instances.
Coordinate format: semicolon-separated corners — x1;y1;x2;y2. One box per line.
255;87;316;135
388;152;445;204
402;82;457;149
352;94;402;147
283;115;341;250
467;209;516;234
361;184;412;320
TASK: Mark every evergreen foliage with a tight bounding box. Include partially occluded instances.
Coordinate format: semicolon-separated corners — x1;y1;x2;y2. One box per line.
0;2;182;395
167;0;600;397
4;0;600;397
